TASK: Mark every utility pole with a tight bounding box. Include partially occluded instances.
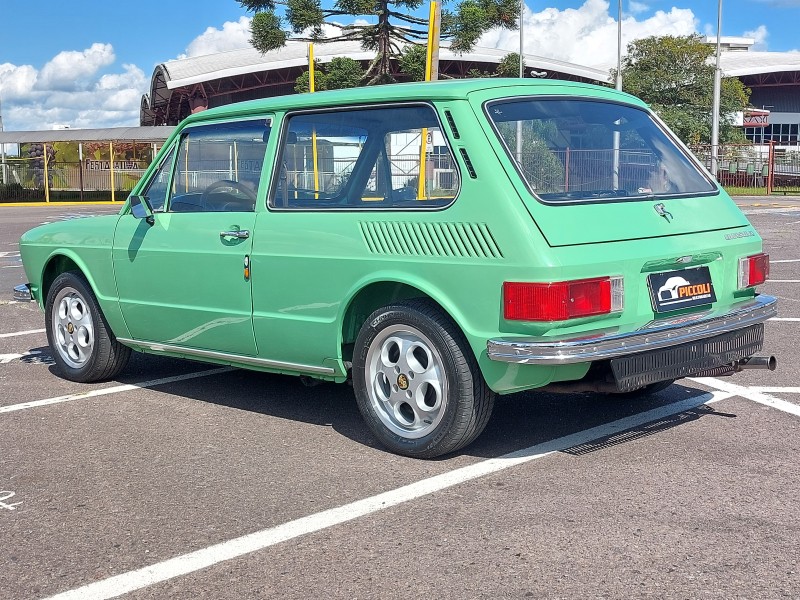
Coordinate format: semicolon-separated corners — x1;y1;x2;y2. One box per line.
0;95;6;185
515;0;525;164
711;0;723;177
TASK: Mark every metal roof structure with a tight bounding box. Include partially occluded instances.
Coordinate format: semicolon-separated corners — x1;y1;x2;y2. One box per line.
140;40;610;126
0;126;175;145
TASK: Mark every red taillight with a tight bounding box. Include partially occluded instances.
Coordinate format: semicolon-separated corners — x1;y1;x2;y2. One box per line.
503;277;623;321
738;253;769;288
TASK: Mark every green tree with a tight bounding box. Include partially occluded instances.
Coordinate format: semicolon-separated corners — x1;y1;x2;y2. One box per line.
295;56;366;91
613;34;750;145
495;51;520;77
399;43;427;81
239;0;519;84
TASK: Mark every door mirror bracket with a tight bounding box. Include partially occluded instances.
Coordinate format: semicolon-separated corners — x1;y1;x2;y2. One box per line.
130;195;155;225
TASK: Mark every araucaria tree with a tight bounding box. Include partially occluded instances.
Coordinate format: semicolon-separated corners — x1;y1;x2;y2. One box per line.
239;0;520;84
614;34;750;145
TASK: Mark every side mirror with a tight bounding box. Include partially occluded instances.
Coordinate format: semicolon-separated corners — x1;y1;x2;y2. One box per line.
129;194;155;225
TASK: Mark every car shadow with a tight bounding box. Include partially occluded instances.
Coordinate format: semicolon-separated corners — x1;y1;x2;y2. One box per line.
87;352;736;462
14;340;736;460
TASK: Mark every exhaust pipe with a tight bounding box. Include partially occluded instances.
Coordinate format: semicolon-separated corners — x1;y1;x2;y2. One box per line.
734;355;777;371
693;355;777;378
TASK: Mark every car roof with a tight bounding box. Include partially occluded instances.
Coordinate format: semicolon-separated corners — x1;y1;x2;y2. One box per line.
183;78;645;126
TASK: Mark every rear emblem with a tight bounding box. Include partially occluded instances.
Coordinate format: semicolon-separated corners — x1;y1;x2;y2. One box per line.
654;203;673;223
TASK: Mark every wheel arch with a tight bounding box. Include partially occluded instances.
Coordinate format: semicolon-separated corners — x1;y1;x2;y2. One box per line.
40;252;86;306
339;276;471;364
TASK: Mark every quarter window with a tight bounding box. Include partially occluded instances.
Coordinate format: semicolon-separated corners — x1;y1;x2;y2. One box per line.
271;105;459;209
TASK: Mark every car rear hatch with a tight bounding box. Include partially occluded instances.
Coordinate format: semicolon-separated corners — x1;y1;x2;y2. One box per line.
475;86;750;246
526;193;750;247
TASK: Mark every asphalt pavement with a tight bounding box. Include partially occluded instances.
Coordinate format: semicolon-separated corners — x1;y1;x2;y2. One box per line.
1;200;798;599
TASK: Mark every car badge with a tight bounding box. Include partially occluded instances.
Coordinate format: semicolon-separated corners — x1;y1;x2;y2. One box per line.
397;374;409;390
654;203;673;223
676;255;693;264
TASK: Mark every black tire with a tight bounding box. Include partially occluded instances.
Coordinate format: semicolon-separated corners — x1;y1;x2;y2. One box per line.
45;271;131;383
352;299;495;459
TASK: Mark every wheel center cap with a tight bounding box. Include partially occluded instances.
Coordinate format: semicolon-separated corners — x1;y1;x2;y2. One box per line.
67;323;75;334
397;374;409;390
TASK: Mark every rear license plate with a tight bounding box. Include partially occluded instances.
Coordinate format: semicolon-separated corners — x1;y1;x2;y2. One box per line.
648;266;716;313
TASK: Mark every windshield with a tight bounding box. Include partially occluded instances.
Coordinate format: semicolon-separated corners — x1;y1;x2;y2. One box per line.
486;98;717;203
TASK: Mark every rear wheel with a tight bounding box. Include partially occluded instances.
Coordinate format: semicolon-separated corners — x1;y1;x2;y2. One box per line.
45;271;131;383
352;299;494;458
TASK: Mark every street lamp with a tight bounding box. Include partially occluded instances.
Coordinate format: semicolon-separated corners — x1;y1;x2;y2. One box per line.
711;0;723;177
616;0;622;91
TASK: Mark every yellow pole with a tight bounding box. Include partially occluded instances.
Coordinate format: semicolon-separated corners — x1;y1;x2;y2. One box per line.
43;143;50;203
309;43;320;199
109;142;116;202
425;1;438;81
308;43;316;93
418;2;438;200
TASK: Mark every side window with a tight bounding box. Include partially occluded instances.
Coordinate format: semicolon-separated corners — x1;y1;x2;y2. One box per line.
168;119;271;213
141;146;176;211
271;105;459;209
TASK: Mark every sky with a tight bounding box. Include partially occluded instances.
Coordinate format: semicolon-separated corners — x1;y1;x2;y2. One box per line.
1;0;799;132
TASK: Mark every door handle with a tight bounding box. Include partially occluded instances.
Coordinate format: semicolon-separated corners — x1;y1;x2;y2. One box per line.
220;230;250;239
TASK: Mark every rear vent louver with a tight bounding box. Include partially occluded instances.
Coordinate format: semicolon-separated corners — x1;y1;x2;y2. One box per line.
359;222;503;258
459;148;477;179
444;110;460;139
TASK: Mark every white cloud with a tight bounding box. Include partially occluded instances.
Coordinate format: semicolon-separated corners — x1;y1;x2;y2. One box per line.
0;45;146;130
36;43;115;91
0;63;38;100
180;16;253;59
479;0;697;71
744;25;769;50
629;1;649;15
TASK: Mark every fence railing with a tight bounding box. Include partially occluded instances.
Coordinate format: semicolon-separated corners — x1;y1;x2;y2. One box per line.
0;158;145;203
3;143;799;203
690;143;800;194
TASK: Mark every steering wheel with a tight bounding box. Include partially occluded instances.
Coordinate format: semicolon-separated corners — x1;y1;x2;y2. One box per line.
201;179;257;202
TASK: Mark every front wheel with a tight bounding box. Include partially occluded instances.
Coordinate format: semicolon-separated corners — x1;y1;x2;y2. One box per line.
352;299;494;458
45;271;131;383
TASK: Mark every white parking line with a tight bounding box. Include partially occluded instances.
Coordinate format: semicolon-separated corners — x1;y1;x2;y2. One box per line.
749;387;800;394
771;259;800;263
0;368;233;414
0;350;42;364
0;328;46;339
41;390;732;600
769;317;800;322
689;377;800;418
768;280;800;283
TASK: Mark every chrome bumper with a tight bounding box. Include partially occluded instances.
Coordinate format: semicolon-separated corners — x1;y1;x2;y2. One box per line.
13;283;32;302
487;294;777;365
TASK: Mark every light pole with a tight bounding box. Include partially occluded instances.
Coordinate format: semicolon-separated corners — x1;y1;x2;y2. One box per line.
612;0;622;188
711;0;723;177
516;0;525;163
615;0;622;91
519;0;525;79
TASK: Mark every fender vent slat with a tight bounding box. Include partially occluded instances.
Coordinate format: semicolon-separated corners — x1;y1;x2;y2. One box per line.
359;222;503;258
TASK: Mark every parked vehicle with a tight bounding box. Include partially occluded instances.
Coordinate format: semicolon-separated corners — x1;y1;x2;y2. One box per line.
15;79;777;458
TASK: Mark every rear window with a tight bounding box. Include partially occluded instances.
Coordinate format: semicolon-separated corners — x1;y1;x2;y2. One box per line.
486;98;716;203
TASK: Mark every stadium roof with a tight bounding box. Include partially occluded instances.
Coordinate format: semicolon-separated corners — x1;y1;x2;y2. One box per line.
141;40;609;126
160;40;609;89
720;50;800;78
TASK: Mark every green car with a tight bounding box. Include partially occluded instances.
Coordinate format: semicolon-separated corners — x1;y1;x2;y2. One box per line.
15;79;777;458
